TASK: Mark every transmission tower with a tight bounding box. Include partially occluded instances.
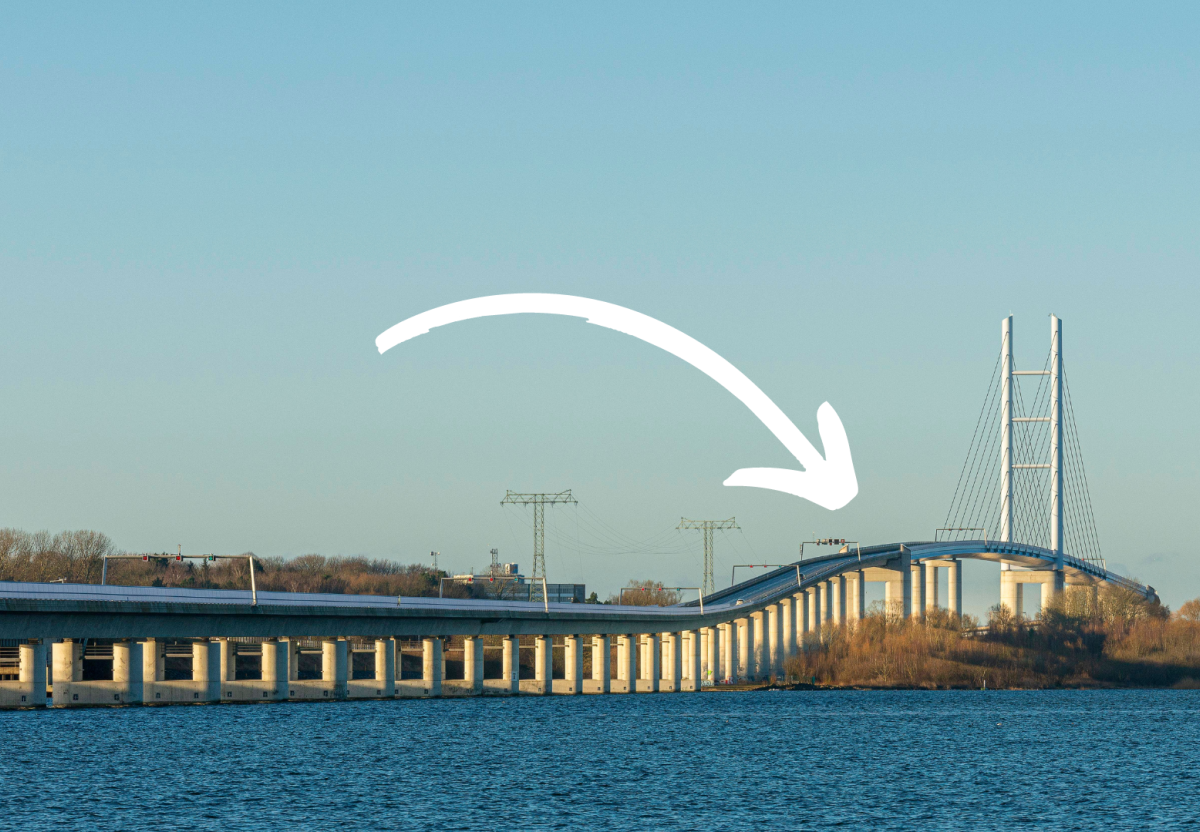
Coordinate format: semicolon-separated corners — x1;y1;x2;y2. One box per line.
678;517;738;595
500;490;577;600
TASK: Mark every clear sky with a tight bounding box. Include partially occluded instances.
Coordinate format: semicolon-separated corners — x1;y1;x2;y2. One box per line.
2;3;1197;615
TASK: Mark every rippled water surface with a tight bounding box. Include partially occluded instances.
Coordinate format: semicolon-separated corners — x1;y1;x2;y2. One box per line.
2;690;1197;830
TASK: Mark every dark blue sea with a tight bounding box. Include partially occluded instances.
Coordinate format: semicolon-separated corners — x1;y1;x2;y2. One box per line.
2;690;1196;830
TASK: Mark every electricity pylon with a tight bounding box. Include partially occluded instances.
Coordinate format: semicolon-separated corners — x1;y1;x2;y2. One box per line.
501;490;577;601
678;517;738;596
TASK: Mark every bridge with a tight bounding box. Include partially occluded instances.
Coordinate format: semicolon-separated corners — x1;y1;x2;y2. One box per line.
0;315;1156;708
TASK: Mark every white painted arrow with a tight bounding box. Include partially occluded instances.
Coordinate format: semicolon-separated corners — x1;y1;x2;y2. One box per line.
376;293;857;510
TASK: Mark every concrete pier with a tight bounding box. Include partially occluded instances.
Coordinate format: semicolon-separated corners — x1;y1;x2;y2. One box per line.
376;638;396;697
780;598;795;661
562;635;582;694
2;641;48;708
112;640;143;705
683;629;700;691
638;633;660;692
700;624;715;686
767;604;781;677
616;634;634;693
949;559;962;616
751;612;766;680
591;635;610;693
501;636;519;693
911;562;925;619
261;639;284;701
734;617;749;680
720;622;735;683
661;632;680;692
422;637;442;697
463;636;484;694
533;636;551;695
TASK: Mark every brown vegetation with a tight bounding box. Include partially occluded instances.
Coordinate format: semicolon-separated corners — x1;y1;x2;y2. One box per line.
609;579;682;606
0;528;460;597
783;587;1200;689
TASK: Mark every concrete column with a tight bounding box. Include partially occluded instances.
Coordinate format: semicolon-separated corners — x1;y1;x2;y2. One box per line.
703;627;718;685
141;638;164;684
643;634;660;691
261;639;285;699
781;598;795;659
662;632;681;692
422;637;443;696
735;618;750;680
322;638;349;695
51;640;81;706
796;592;808;638
19;641;47;707
885;579;903;619
807;587;822;633
926;563;940;612
949;559;963;617
191;640;219;702
699;629;709;680
833;577;847;626
534;636;551;694
592;636;611;692
721;622;735;683
1042;571;1065;610
850;572;866;623
286;639;300;681
375;638;396;696
1001;571;1024;619
501;636;519;692
617;635;634;690
767;605;782;677
684;630;700;691
112;640;144;704
219;638;236;682
563;635;582;694
755;613;769;679
463;637;484;693
911;562;926;620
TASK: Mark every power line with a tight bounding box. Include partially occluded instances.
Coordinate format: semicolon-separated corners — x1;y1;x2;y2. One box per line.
678;517;738;595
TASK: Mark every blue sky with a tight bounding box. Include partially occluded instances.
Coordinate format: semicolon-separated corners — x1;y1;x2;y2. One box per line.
2;3;1197;614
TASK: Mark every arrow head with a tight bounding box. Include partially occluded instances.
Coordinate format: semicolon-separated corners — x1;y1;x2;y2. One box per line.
722;402;858;510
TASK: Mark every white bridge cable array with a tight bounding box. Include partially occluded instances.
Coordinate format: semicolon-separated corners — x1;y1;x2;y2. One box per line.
943;342;1104;568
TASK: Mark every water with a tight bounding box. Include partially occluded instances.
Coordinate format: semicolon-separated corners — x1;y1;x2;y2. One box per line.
1;690;1197;830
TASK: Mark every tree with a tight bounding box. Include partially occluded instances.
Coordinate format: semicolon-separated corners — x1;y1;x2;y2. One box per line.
610;580;681;607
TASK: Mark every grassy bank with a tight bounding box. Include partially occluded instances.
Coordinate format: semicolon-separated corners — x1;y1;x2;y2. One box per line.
783;592;1200;689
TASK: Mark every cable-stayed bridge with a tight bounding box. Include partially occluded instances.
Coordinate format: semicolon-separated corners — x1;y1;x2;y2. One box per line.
0;315;1155;708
